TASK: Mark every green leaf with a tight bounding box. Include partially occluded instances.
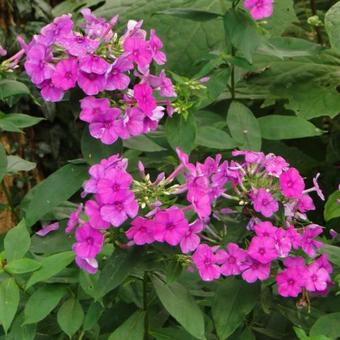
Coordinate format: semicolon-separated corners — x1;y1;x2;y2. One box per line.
81;128;123;164
223;9;262;62
151;327;198;340
90;250;140;300
258;115;323;140
4;220;30;263
0;80;30;100
152;276;205;339
324;190;340;222
165;114;197;154
6;312;36;340
196;126;236;150
6;156;36;173
310;313;340;340
83;302;103;331
23;286;66;324
0;113;44;132
157;8;221;21
325;2;340;51
21;163;88;227
322;244;340;267
0;278;20;333
123;134;165;152
26;251;75;288
227;101;261;151
57;298;84;338
212;279;259;339
5;258;41;274
108;311;145;340
0;143;7;182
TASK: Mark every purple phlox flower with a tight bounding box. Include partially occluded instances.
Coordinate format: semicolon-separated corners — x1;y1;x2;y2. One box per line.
134;83;156;116
301;224;323;257
274;228;292;258
158;70;176;97
78;70;106;95
0;45;7;57
276;266;305;297
89;108;121;144
297;194;315;213
80;55;110;75
251;188;279;218
105;57;133;91
305;261;330;292
40;79;65;102
123;35;152;71
264;154;289;177
315;254;333;274
40;14;73;45
216;243;247;276
85;199;111;229
286;225;302;250
280;168;305;199
126;216;155;245
115;107;145;139
192;244;221;281
149;29;166;65
65;204;83;234
100;190;139;227
254;221;278;238
180;219;204;254
283;256;306;270
152;206;189;246
241;257;271;283
52;57;78;91
247;236;278;264
311;173;325;201
73;223;104;258
36;222;59;236
79;96;111;123
24;44;53;85
75;256;98;274
244;0;274;21
330;229;338;239
59;33;99;57
232;150;265;165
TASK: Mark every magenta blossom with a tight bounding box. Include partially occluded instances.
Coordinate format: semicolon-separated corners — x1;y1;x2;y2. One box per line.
247;236;278;264
126;217;155;245
192;244;221;281
149;29;166;65
241;257;271;283
85;199;110;229
123;36;152;71
251;188;279;217
65;204;83;234
52;57;78;91
280;168;305;199
40;79;64;102
216;243;247;276
75;256;98;275
36;222;59;236
152;206;189;246
244;0;274;21
305;262;330;292
180;219;204;254
79;96;111;123
301;224;323;257
276;267;305;297
105;57;133;91
73;224;104;259
134;83;156;116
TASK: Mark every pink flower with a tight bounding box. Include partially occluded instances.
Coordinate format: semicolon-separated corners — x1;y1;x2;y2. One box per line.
79;55;110;75
88;109;121;144
297;194;315;213
301;225;323;257
115;107;145;139
192;244;221;281
36;222;59;236
52;58;78;91
241;257;271;283
149;29;166;65
105;57;133;91
286;226;302;250
73;224;104;258
85;200;110;229
247;236;278;264
244;0;274;21
254;221;278;238
78;71;106;95
152;206;189;246
315;254;333;274
158;70;176;97
216;243;247;276
100;191;139;227
305;262;330;292
65;204;83;233
126;217;155;245
180;219;204;254
312;173;325;201
40;14;73;45
75;256;98;275
79;96;111;123
134;83;156;116
60;33;99;57
251;188;279;217
274;229;292;258
123;36;152;71
280;168;305;199
40;79;64;102
264;154;289;177
276;267;305;297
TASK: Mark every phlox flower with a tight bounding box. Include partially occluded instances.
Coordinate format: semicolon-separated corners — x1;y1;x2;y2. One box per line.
192;244;221;281
114;107;145;139
301;224;323;257
73;224;104;259
123;35;152;71
280;168;305;199
134;83;157;116
77;71;106;95
52;57;78;91
241;257;271;283
105;57;133;91
40;79;64;102
254;221;278;238
152;206;189;246
149;29;166;65
40;14;73;45
297;194;315;213
75;256;98;275
180;219;204;254
36;222;59;236
276;267;305;297
65;204;83;233
305;262;330;292
264;154;289;177
251;188;279;218
126;217;155;245
79;55;110;75
216;243;247;276
244;0;274;21
247;236;278;264
59;33;99;57
79;96;111;123
85;199;110;229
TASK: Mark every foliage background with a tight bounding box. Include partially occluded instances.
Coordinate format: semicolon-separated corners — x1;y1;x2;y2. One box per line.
0;0;340;339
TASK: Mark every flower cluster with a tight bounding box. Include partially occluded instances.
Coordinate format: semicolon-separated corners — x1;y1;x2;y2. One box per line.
244;0;274;21
23;10;176;144
66;149;332;300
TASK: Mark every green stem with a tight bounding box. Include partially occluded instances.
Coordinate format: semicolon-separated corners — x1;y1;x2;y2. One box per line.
1;181;19;222
309;0;323;45
143;272;149;340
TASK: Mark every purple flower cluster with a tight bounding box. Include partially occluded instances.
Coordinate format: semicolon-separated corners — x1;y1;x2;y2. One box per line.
244;0;274;20
23;10;176;144
66;148;332;299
